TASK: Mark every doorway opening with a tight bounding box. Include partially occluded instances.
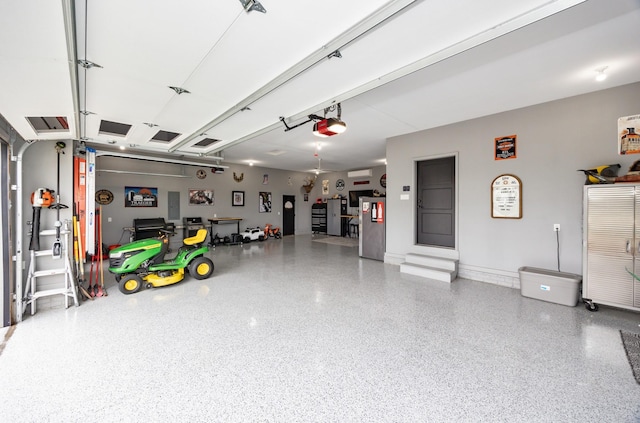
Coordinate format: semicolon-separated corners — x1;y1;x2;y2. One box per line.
282;195;295;236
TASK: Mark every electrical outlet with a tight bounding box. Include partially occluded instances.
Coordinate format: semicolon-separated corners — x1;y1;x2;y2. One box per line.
553;223;560;232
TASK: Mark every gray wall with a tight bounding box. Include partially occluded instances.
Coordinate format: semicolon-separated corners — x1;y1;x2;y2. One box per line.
95;156;386;247
386;82;640;285
97;157;314;246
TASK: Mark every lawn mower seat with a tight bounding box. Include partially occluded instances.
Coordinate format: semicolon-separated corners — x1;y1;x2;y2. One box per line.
183;228;208;246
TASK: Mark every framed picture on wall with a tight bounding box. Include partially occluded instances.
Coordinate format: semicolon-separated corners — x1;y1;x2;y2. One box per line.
232;190;244;207
491;174;522;218
495;135;517;160
259;192;272;213
189;189;214;206
125;186;158;208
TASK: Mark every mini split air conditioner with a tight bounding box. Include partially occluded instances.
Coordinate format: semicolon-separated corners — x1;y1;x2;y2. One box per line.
347;169;372;178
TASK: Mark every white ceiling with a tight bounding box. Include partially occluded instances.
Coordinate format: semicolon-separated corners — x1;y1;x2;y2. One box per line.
1;0;639;173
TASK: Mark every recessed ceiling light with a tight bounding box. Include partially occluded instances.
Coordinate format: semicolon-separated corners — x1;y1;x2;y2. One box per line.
595;66;608;82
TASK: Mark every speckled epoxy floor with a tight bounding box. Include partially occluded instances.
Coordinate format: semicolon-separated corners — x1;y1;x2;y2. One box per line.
1;234;639;422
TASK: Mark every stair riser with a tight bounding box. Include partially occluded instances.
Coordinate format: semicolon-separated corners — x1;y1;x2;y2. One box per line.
405;254;457;271
400;264;455;282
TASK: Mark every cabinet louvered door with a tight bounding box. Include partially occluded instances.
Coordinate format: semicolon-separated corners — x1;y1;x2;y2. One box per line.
584;185;635;308
635;187;640;307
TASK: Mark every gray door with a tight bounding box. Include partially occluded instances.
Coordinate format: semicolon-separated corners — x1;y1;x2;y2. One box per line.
417;156;455;247
282;195;295;236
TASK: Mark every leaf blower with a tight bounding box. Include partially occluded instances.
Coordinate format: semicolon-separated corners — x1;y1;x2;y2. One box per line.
29;188;54;251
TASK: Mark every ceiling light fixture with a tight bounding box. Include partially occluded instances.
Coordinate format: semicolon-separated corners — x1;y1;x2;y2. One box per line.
595;66;608;82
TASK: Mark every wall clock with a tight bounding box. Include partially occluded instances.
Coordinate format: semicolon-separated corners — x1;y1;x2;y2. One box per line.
196;169;207;179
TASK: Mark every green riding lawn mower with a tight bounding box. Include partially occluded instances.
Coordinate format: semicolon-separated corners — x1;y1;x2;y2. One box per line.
108;228;214;294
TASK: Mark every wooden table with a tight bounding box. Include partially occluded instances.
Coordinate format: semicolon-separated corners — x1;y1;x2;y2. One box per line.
208;217;243;245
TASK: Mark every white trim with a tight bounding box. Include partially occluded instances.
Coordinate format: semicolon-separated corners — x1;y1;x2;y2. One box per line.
458;263;520;289
384;252;405;265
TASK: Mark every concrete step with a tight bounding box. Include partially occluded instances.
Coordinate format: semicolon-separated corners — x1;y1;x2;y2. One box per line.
400;262;457;283
404;253;458;271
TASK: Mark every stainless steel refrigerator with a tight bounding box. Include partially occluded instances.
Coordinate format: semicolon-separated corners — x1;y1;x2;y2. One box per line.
359;197;385;260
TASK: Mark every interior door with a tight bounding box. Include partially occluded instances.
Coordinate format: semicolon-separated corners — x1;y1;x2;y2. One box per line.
282;195;295;236
416;156;455;247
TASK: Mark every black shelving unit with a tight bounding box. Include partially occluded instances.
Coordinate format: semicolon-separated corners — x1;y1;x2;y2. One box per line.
312;203;327;233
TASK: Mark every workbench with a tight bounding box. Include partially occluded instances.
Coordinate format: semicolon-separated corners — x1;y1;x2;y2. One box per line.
207;217;243;245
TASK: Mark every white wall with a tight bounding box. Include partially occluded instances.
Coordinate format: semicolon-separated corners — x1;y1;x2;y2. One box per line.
386;82;640;285
20;140;74;311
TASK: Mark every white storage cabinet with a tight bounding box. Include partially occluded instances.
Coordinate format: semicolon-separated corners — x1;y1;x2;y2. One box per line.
582;184;640;312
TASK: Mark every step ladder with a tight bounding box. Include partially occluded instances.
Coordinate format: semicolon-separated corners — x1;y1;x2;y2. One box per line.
23;228;78;316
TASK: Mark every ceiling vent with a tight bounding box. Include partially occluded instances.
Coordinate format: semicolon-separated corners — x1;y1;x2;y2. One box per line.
99;120;132;137
347;169;372;178
26;116;69;134
150;130;180;143
194;138;220;148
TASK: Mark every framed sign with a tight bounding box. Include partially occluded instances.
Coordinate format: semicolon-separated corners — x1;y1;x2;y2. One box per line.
189;189;214;206
125;186;158;208
259;192;272;213
491;174;522;219
618;114;640;155
495;135;517;160
232;190;244;207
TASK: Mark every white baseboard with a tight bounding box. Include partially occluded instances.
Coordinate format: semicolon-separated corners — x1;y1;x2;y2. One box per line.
458;264;520;289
